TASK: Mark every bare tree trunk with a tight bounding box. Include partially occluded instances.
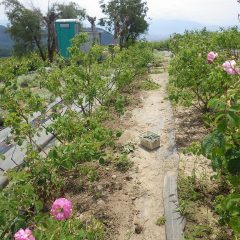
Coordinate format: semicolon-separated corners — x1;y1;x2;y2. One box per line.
28;25;46;61
47;21;56;62
44;11;59;62
34;36;46;61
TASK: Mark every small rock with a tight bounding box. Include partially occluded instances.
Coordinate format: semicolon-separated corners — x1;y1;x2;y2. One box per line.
106;167;110;171
97;199;105;205
131;196;136;200
97;185;103;191
112;175;117;179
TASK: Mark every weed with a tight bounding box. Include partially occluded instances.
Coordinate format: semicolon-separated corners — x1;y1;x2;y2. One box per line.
115;95;125;115
150;68;164;74
121;142;135;154
176;200;195;218
156;216;166;226
115;154;133;172
140;80;160;91
79;166;99;182
177;175;200;202
87;170;99;182
184;224;212;240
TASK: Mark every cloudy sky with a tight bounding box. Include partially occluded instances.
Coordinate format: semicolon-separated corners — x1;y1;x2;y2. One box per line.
0;0;239;28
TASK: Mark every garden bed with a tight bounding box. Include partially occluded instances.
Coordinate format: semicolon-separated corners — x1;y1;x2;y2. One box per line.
174;105;233;240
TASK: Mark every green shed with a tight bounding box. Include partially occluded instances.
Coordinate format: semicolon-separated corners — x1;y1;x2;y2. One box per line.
55;19;80;58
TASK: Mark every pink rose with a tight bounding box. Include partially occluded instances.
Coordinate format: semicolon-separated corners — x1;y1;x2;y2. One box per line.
222;60;239;75
50;198;73;221
14;228;35;240
207;51;218;63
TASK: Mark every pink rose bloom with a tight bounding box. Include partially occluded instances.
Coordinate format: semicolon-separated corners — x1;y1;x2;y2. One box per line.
14;228;35;240
50;198;73;221
207;51;218;63
222;60;239;75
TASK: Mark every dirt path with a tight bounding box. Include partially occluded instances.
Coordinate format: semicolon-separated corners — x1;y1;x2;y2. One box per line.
107;70;179;240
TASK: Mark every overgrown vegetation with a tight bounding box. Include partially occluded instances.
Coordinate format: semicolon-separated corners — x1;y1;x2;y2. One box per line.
0;33;153;239
170;27;240;239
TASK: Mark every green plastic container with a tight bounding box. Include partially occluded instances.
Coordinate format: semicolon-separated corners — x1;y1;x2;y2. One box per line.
55;19;81;58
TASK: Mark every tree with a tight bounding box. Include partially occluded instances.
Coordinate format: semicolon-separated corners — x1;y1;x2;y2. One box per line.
87;15;98;42
53;2;86;20
1;0;86;61
1;0;46;60
43;10;60;63
44;2;86;62
99;0;148;49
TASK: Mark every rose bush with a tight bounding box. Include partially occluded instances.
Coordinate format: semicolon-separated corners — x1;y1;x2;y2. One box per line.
169;27;240;237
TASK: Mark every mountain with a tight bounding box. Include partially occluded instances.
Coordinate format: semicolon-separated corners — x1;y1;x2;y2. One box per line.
0;25;13;57
146;19;232;41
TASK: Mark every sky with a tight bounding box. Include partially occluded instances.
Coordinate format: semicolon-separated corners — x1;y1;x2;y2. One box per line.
0;0;239;29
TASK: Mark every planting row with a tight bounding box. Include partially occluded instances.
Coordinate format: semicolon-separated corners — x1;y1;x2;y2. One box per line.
168;27;240;239
0;33;153;239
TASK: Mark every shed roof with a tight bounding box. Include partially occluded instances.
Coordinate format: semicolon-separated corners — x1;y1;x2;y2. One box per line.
55;19;80;23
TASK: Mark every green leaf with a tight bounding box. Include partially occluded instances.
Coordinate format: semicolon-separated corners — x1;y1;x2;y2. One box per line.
227;111;240;127
99;157;105;165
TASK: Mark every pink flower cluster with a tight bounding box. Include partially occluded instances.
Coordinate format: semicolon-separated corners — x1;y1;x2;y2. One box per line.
207;51;239;75
222;60;239;75
14;228;35;240
207;51;218;63
14;198;73;239
50;198;73;221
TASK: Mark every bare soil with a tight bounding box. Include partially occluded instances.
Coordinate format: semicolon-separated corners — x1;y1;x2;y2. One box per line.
63;67;179;239
173;105;232;239
108;71;178;240
173;106;208;149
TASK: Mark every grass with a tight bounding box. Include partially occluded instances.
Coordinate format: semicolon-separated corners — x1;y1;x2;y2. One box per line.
177;170;233;240
115;154;133;172
153;49;164;67
150;68;165;74
139;79;160;91
17;73;52;102
79;165;99;182
156;216;166;226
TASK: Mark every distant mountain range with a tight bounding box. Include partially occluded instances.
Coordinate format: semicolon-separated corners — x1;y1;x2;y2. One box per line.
146;19;235;41
0;25;13;57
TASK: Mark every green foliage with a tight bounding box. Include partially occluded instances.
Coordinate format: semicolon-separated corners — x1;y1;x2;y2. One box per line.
140;79;160;90
0;53;45;83
121;142;135;154
169;27;240;111
52;1;86;20
2;0;45;59
152;40;170;51
115;154;133;172
156;216;166;226
0;36;152;238
184;224;212;240
172;27;240;237
99;0;149;48
0;171;41;238
33;216;105;240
